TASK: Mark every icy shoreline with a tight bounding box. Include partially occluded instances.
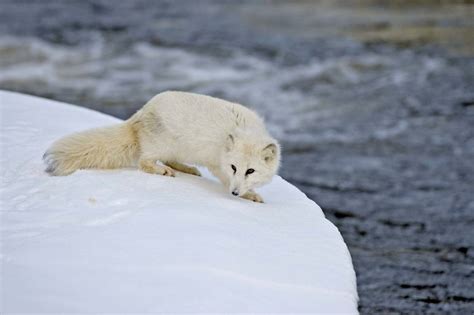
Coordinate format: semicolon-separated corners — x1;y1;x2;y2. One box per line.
1;91;357;313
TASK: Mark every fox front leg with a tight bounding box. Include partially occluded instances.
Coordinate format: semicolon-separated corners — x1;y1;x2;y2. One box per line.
208;165;230;189
208;166;263;203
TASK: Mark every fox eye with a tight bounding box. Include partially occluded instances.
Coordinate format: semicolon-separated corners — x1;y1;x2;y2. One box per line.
245;168;255;175
231;164;236;174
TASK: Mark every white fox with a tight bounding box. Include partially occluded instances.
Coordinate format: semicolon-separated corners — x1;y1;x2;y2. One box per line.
44;91;280;203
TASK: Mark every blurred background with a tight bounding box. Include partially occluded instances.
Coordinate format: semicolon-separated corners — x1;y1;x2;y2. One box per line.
1;0;473;313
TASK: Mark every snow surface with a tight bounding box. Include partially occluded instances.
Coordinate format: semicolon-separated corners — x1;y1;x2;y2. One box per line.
0;90;358;313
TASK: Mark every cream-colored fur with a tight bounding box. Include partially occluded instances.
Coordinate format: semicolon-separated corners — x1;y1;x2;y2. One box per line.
44;91;280;202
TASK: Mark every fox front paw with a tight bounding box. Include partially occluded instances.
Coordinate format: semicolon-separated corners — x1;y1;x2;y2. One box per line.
241;191;264;203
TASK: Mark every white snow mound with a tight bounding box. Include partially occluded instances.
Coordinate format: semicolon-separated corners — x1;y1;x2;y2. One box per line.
0;90;358;313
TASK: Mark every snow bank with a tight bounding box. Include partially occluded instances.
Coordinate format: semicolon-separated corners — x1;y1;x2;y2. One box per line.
0;91;358;313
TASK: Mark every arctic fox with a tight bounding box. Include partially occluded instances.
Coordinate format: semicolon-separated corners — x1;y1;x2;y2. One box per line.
44;91;280;203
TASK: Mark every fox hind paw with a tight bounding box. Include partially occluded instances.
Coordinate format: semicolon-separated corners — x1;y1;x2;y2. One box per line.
160;165;176;177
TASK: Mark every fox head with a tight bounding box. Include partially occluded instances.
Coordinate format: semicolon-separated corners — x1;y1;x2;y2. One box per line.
221;130;280;198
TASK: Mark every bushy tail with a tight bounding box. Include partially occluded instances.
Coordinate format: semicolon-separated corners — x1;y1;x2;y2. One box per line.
43;122;140;176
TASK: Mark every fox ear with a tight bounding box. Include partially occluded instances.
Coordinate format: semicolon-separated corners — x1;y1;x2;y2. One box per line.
226;134;234;152
262;143;279;163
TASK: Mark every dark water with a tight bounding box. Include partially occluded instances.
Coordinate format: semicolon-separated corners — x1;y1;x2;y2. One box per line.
1;1;474;313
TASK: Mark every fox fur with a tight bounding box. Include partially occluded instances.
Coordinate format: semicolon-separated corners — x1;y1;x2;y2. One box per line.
44;91;280;202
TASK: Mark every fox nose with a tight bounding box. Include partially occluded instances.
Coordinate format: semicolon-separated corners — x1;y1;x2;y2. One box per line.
232;189;239;196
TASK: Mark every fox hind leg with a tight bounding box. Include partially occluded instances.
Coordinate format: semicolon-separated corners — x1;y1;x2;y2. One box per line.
165;162;201;176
